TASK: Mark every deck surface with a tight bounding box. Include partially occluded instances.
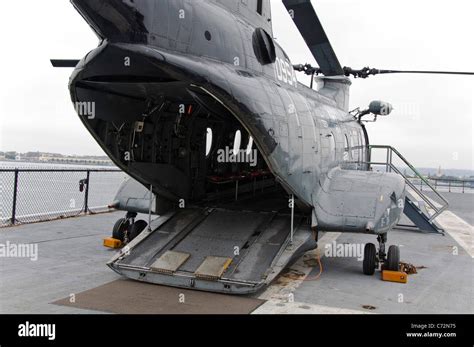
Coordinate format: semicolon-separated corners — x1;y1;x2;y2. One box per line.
0;192;472;314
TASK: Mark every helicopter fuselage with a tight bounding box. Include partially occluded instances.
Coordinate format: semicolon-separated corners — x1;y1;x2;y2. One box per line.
69;0;405;235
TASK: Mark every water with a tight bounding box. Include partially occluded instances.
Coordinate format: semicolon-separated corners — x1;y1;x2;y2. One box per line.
0;162;129;226
0;161;114;170
1;161;470;226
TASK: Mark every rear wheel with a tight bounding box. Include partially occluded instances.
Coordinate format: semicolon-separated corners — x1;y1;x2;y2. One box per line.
129;220;148;242
112;218;129;242
363;243;377;275
386;245;400;271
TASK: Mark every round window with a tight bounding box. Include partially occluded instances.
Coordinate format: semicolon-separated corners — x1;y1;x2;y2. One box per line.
246;137;254;156
252;28;276;65
205;128;213;157
233;130;242;155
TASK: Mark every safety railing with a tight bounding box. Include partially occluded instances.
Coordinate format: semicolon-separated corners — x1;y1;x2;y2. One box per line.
367;145;449;222
407;176;473;194
0;168;127;227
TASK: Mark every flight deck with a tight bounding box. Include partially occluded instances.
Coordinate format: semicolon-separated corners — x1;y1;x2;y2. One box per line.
1;191;471;314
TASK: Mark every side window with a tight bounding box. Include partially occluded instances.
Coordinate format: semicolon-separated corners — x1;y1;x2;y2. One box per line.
257;0;263;15
252;28;276;65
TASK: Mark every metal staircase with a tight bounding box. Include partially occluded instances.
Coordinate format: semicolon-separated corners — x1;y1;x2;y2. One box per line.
367;145;449;234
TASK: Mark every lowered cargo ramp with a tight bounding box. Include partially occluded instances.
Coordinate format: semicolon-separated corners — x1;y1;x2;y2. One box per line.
108;207;316;294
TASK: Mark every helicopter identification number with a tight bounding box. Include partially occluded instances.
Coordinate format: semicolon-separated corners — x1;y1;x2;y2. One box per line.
275;57;298;88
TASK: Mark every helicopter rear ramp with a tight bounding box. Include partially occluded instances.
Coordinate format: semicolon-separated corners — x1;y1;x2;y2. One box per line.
108;208;316;294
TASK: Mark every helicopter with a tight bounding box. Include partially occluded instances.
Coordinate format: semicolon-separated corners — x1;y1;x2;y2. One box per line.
51;0;473;294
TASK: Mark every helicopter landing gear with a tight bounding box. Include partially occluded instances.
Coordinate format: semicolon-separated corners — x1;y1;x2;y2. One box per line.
363;243;377;275
112;212;148;244
112;217;130;243
363;233;400;275
129;220;148;242
386;245;400;271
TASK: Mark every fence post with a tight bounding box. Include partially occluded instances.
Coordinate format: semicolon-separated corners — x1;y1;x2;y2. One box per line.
11;169;19;225
84;171;90;214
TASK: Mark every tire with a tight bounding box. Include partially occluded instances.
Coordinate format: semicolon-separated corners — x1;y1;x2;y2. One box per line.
363;243;377;275
129;220;148;242
112;218;129;242
386;245;400;271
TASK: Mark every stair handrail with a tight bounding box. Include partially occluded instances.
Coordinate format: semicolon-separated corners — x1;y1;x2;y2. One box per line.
368;145;449;222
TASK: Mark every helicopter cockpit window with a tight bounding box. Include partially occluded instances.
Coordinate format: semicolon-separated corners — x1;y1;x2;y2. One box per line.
351;132;360;161
344;134;350;161
329;132;336;161
252;28;276;65
359;132;366;162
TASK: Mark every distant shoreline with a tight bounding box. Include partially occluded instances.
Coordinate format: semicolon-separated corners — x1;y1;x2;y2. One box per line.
1;160;472;178
0;159;114;167
0;161;118;170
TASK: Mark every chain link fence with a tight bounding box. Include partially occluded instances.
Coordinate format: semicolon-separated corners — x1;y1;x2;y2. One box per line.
0;168;128;227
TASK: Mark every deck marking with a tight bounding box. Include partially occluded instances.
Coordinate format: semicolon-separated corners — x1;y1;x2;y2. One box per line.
436;211;474;258
255;233;342;313
253;299;371;314
418;192;473;258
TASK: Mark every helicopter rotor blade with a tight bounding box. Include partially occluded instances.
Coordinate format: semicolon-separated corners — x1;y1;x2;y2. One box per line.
50;59;80;68
282;0;344;77
343;67;474;79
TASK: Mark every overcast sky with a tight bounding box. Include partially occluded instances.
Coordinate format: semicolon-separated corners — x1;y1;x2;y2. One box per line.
0;0;472;170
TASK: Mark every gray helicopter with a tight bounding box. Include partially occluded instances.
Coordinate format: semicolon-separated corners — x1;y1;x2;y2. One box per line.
52;0;472;294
